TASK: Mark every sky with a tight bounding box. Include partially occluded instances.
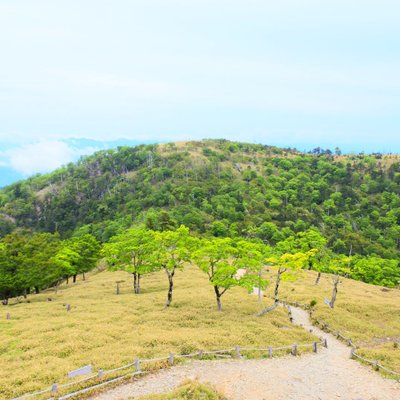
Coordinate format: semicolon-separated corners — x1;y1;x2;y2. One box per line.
0;0;399;187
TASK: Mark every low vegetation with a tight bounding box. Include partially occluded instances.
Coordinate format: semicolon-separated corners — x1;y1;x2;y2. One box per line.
0;140;399;396
269;267;400;376
0;266;315;399
136;380;225;400
1;139;400;266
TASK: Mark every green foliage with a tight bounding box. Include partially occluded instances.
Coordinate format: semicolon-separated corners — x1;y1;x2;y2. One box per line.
349;256;400;287
102;227;158;293
1;140;400;288
268;251;315;283
138;380;225;400
0;230;100;301
0;230;62;300
154;225;197;306
193;237;266;310
59;234;101;278
154;225;194;272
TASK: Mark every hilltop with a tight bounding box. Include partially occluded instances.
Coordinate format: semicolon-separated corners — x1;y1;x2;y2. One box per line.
0;139;399;265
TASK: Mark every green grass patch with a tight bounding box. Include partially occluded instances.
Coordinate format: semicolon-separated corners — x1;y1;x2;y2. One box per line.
135;380;226;400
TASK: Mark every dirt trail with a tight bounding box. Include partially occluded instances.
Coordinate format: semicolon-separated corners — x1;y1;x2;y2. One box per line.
92;306;400;400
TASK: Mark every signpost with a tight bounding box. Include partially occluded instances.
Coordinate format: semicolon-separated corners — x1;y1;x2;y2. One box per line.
68;365;92;379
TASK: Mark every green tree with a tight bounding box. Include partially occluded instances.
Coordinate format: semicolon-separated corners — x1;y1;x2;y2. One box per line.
0;230;61;302
257;250;314;316
235;239;270;302
154;225;196;307
102;227;157;294
193;237;250;311
67;234;101;282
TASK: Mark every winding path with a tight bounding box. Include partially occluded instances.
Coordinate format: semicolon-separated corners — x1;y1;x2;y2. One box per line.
92;306;400;400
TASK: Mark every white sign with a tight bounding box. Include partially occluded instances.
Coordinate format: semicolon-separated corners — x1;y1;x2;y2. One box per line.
68;365;92;379
324;298;331;306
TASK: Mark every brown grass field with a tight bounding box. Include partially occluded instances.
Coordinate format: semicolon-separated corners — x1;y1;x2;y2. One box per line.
1;265;399;399
0;266;315;399
267;268;400;377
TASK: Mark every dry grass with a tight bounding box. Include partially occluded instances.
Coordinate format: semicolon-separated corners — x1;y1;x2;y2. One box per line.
265;268;400;376
0;266;315;399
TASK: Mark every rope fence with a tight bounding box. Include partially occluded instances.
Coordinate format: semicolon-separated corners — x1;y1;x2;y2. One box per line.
11;340;324;400
10;300;399;399
281;299;400;381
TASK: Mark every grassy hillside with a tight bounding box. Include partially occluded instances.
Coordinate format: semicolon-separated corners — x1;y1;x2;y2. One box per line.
0;265;315;399
269;267;400;376
1;264;399;399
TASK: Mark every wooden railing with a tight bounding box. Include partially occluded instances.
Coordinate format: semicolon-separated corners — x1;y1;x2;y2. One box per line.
281;300;400;380
11;340;324;400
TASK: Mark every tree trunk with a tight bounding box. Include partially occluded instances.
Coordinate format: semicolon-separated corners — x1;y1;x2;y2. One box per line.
273;268;283;303
23;289;27;299
82;272;86;281
66;276;69;284
35;287;39;294
133;272;137;293
315;272;321;285
330;275;339;308
73;274;77;283
135;274;141;294
256;302;278;316
214;286;222;311
164;268;175;308
256;268;284;316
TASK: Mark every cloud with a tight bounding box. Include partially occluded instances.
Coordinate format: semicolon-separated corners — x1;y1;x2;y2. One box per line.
4;141;98;176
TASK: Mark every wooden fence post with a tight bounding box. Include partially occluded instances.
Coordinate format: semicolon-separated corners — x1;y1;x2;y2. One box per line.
323;338;328;348
6;312;10;320
98;369;104;379
288;307;293;323
169;353;174;365
292;344;297;356
347;338;352;347
51;384;58;395
313;342;317;353
268;346;273;358
134;358;141;372
198;350;203;359
350;349;355;359
115;280;124;295
66;304;71;312
235;345;241;359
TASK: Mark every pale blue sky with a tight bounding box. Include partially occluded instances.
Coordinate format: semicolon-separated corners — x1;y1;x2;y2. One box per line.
0;0;399;186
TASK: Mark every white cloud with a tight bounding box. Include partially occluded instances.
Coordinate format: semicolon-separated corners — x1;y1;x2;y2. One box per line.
5;141;98;176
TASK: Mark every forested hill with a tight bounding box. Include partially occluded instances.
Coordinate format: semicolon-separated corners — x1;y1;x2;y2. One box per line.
1;139;400;261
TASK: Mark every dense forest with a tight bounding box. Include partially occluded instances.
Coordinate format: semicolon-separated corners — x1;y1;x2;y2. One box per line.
0;139;399;298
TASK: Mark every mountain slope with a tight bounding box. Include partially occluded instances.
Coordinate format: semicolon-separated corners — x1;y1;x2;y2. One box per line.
0;139;399;262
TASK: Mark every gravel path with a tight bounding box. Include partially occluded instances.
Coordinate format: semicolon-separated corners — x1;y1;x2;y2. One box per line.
91;306;400;400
